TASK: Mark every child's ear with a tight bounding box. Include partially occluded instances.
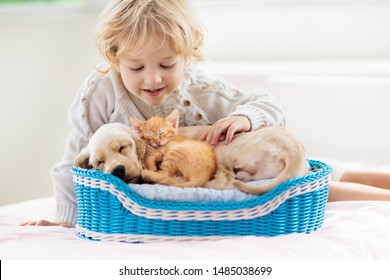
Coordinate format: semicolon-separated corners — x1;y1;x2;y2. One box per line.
184;56;190;66
129;116;144;132
166;109;179;130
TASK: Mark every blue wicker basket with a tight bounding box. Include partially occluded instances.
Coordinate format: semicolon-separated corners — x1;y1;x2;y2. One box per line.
72;159;331;242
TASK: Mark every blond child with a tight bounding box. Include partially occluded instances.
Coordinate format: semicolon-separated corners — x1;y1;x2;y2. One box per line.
22;0;390;228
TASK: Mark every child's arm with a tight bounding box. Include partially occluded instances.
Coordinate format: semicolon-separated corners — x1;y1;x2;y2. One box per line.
23;70;117;227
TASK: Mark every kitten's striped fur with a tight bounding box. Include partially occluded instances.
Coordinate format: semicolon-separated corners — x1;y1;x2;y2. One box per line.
130;110;217;188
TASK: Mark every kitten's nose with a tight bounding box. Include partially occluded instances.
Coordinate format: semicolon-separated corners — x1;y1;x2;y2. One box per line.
111;165;126;179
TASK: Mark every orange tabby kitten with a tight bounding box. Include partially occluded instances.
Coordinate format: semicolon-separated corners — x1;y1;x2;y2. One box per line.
129;109;217;188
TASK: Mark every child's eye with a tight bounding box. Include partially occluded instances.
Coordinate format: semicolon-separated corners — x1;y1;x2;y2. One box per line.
129;66;143;72
160;64;175;69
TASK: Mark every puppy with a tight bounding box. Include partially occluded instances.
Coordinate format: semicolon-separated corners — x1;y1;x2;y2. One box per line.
178;126;308;194
74;123;147;183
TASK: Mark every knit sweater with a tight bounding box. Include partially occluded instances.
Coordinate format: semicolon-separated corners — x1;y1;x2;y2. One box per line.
51;64;286;226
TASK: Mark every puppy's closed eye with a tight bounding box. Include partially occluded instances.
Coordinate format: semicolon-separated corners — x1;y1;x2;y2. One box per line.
118;143;132;154
110;141;131;154
119;145;128;154
92;151;105;169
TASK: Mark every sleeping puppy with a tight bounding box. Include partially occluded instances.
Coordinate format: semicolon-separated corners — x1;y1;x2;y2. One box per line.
74;123;148;184
178;126;308;195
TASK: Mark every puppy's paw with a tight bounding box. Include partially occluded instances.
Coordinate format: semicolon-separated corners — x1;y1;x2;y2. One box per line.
141;169;160;183
141;170;151;181
205;178;233;190
235;170;253;182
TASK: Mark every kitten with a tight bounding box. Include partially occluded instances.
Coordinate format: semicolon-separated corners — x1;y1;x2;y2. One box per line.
129;109;217;188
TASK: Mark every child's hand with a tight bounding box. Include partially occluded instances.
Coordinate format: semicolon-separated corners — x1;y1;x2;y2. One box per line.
200;116;251;146
20;220;73;228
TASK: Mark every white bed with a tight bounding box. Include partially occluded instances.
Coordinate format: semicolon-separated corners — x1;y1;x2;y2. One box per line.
1;195;390;260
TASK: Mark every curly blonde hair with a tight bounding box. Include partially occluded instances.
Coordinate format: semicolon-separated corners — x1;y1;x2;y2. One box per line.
96;0;205;70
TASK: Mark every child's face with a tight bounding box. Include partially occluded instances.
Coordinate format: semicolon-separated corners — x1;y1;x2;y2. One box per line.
118;37;188;107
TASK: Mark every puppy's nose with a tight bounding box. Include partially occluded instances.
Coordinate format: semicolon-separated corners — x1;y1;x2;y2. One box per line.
111;165;126;179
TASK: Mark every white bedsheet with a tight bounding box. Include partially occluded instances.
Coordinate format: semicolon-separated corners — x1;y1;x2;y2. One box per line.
1;197;389;260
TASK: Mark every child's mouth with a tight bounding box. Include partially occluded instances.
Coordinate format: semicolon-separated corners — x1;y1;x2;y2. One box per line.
143;88;164;97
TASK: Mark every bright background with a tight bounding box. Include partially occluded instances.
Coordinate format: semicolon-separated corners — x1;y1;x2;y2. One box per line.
1;0;390;205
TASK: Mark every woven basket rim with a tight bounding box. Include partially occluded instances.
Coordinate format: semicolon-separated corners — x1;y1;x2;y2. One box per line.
72;159;331;211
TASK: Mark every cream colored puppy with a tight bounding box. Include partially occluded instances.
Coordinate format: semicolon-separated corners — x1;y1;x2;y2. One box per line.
179;126;308;194
74;123;147;183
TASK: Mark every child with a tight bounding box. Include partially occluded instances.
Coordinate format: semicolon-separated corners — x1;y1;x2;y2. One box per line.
22;0;390;228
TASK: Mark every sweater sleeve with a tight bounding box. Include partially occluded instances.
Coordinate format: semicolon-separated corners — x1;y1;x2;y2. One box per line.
50;70;116;226
187;67;286;130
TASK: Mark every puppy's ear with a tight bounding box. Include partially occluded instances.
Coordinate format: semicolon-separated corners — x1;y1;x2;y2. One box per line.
74;148;92;169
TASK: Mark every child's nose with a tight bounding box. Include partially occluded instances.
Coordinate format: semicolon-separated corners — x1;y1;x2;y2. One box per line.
144;69;162;85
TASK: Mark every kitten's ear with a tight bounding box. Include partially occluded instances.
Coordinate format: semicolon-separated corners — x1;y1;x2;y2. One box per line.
166;109;180;129
129;116;144;132
74;148;92;169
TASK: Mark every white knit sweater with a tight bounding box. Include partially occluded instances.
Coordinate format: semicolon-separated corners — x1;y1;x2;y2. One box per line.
51;64;286;226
